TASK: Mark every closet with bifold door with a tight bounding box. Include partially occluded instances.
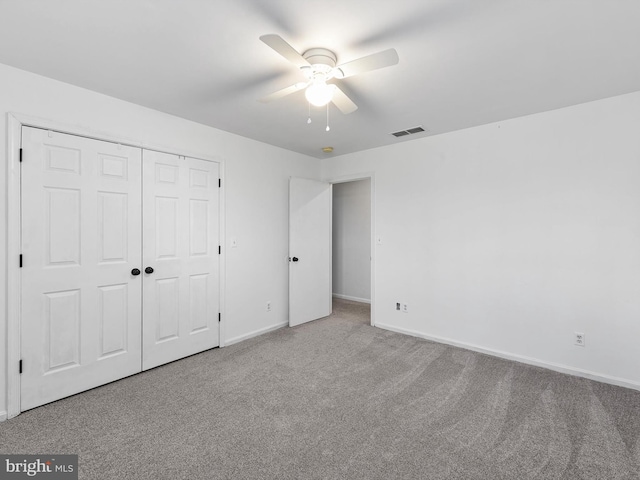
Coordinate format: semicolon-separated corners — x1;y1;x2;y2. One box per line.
20;126;220;411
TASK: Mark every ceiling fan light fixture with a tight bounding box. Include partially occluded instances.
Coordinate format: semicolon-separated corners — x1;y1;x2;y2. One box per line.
305;82;336;107
259;34;398;115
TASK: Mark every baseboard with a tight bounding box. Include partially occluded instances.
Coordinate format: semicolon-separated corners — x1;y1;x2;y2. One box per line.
375;322;640;392
0;411;7;422
332;293;371;304
225;322;289;347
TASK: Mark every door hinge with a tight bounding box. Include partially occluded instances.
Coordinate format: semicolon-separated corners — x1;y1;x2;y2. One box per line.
218;178;221;188
19;254;23;268
218;312;221;323
19;359;22;374
218;245;221;255
19;148;23;163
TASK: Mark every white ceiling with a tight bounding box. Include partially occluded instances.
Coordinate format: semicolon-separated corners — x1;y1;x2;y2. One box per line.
1;0;639;158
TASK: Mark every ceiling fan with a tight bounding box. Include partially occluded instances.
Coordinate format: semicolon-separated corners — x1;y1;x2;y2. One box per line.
259;34;399;114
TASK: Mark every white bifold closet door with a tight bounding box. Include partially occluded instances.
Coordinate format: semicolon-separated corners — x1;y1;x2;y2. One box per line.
20;128;220;411
20;127;143;411
142;150;220;370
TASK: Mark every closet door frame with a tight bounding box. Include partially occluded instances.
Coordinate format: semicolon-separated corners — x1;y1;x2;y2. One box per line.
6;113;226;419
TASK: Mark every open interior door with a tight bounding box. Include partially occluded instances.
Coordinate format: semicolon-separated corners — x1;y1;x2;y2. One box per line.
289;177;332;327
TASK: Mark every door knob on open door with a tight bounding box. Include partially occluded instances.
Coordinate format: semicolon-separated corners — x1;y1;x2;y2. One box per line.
292;257;299;262
145;266;154;274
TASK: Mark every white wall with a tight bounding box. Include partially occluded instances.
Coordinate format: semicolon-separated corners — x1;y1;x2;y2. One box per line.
332;179;371;303
322;91;640;389
0;63;319;417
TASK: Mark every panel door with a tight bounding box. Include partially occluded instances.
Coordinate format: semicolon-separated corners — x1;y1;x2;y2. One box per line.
289;177;332;326
142;150;220;370
20;127;143;411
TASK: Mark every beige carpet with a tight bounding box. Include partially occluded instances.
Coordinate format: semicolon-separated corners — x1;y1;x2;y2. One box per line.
1;298;640;479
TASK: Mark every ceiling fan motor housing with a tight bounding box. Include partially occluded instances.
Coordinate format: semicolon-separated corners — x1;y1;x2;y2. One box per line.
301;48;337;81
303;48;337;67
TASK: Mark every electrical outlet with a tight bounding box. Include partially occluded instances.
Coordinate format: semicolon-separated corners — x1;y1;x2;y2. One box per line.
402;303;409;313
574;332;585;347
396;302;401;311
266;301;272;312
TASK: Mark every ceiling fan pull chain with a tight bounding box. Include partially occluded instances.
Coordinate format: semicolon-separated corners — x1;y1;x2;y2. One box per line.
326;104;330;132
307;101;312;124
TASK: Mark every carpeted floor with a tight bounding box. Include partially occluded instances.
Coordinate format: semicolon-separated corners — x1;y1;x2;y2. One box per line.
1;298;640;479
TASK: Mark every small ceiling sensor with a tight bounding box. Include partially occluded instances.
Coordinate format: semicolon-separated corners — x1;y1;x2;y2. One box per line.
322;146;334;153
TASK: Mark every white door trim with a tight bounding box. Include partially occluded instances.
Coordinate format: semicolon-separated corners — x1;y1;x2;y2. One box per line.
7;115;22;418
325;172;376;327
5;112;226;418
7;112;221;163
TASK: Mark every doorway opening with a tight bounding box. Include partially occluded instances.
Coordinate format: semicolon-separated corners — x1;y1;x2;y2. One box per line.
331;177;373;325
287;173;375;328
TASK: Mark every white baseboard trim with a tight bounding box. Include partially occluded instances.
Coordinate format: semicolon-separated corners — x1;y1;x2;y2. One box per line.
375;322;640;392
225;322;289;347
332;293;371;304
0;411;7;422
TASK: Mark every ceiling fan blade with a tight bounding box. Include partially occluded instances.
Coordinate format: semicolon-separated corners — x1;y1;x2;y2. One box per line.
259;82;308;103
335;48;399;79
260;34;310;68
331;86;358;114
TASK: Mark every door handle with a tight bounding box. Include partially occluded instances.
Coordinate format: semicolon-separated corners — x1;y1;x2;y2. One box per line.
145;266;154;274
131;268;141;276
292;257;299;262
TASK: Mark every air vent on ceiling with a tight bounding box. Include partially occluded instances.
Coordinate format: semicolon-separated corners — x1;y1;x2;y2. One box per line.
390;125;427;137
